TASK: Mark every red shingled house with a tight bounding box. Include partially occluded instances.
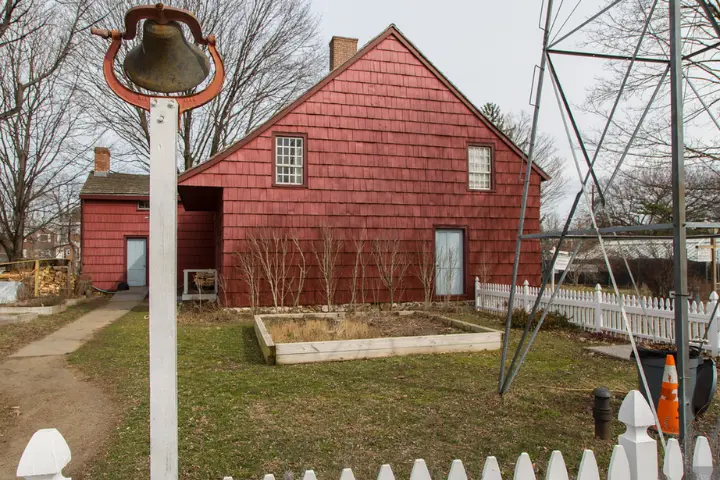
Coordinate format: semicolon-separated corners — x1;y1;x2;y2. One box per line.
81;25;547;305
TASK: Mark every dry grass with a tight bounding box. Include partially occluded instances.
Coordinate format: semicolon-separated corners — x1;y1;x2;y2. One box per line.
267;318;380;342
178;301;250;325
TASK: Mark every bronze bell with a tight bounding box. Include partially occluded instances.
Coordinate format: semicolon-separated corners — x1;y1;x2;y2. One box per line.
124;19;210;93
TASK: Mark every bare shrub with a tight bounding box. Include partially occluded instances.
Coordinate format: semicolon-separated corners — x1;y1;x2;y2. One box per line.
350;229;368;309
413;239;435;309
234;246;262;313
291;234;308;307
313;224;343;311
216;271;230;305
438;246;459;308
246;227;307;310
372;236;410;309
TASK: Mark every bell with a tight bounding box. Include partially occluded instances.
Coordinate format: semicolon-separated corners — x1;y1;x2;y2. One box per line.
124;19;210;93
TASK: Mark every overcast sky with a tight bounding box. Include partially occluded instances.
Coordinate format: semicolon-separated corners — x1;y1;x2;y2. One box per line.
311;0;608;218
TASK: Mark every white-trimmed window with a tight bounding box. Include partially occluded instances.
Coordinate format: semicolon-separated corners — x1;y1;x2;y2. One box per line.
468;145;492;190
137;200;150;210
275;136;304;185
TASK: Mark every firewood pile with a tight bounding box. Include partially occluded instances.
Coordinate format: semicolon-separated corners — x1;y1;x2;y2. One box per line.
35;267;75;296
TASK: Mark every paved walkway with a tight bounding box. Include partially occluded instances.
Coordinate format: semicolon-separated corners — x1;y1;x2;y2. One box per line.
0;288;147;478
11;287;147;358
586;344;633;361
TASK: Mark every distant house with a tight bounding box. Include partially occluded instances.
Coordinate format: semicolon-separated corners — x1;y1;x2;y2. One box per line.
21;209;81;268
80;25;547;305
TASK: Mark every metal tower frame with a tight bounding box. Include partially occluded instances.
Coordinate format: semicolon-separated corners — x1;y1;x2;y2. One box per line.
498;0;720;443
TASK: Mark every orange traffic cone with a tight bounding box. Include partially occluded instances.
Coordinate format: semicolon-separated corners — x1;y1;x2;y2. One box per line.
657;354;680;435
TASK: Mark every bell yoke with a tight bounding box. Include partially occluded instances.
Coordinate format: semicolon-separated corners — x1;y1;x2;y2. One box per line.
91;3;224;112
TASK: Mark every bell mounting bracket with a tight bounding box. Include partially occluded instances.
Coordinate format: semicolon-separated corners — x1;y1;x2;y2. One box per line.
91;3;224;114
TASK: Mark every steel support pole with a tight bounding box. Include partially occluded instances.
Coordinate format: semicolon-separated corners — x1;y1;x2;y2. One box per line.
498;0;555;392
669;0;691;444
149;97;179;480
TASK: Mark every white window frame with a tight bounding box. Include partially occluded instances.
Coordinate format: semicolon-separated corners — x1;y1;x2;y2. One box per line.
275;136;304;186
468;145;492;191
137;200;150;210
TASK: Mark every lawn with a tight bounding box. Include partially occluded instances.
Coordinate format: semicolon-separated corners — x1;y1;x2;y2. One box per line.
0;296;108;359
68;305;719;480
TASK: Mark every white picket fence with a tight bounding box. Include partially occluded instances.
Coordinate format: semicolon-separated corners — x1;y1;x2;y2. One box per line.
15;391;715;480
475;279;720;355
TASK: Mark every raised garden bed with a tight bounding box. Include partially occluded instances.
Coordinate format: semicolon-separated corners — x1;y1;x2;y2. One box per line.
254;311;502;365
0;296;91;316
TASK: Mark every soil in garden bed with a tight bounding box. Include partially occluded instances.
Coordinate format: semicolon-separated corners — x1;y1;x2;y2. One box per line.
265;313;467;343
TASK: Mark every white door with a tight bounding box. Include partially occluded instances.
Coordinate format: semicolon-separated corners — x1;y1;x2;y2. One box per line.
436;230;464;295
127;238;147;287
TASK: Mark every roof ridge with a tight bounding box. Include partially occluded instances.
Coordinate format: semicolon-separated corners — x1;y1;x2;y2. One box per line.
178;24;549;182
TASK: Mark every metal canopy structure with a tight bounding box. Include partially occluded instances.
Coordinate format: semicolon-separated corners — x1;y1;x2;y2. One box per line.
498;0;720;444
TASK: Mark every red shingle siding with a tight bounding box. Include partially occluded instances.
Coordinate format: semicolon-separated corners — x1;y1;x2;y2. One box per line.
180;34;542;307
82;199;215;290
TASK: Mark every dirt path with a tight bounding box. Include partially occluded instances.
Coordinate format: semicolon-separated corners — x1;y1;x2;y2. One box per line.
0;356;115;478
0;291;145;478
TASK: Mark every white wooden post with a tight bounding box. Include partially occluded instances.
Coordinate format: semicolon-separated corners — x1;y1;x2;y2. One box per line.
708;291;719;356
475;277;480;310
617;390;657;480
523;280;531;313
595;284;603;332
692;436;713;480
149;97;178;480
16;428;71;480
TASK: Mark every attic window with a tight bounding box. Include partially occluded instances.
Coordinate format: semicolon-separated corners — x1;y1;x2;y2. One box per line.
273;134;306;186
137;200;150;210
468;145;493;191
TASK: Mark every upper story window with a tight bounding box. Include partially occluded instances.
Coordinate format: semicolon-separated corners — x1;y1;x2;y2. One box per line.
275;135;305;186
468;145;492;191
137;200;150;210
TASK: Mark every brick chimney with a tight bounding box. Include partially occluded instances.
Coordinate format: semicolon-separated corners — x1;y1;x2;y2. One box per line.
94;147;110;177
329;36;358;71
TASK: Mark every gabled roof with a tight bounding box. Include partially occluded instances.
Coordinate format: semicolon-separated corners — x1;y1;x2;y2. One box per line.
80;172;149;197
179;24;550;183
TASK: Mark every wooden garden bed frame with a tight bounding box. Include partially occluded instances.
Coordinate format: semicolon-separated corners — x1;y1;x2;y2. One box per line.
253;311;502;365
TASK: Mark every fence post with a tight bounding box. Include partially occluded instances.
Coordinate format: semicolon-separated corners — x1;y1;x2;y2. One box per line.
523;280;530;313
475;277;480;310
595;284;603;332
618;390;658;480
16;428;71;480
709;291;719;356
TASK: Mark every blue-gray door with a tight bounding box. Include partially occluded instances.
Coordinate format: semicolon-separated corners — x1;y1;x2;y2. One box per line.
127;238;147;287
435;230;464;295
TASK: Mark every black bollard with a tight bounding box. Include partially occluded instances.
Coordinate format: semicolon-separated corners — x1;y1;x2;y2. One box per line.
593;387;612;440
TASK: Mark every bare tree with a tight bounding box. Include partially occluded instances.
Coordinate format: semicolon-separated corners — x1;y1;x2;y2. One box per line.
372;236;410;309
48;183;82;273
313;224;343;311
413;239;435;309
479;103;568;217
350;229;367;308
581;0;720;172
83;0;324;171
234;245;261;312
0;0;92;121
0;0;97;261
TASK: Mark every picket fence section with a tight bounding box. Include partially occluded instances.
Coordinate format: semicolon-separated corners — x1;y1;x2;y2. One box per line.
475;279;720;355
15;391;714;480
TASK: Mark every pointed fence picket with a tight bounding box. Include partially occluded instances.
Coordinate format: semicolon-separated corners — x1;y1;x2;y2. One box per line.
475;278;720;355
15;392;715;480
